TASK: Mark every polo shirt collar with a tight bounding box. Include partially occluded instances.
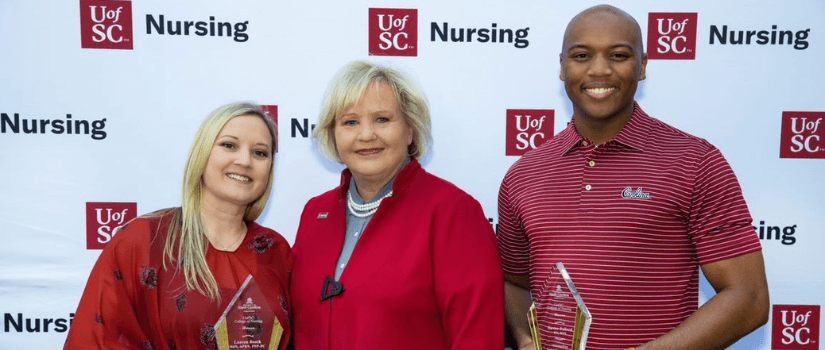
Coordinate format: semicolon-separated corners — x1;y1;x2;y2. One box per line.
611;103;651;152
562;102;652;155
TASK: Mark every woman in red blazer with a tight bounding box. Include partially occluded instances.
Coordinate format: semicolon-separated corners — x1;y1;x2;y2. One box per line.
290;60;504;350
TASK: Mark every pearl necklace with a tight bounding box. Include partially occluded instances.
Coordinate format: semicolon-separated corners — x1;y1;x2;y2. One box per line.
204;227;245;251
347;190;393;218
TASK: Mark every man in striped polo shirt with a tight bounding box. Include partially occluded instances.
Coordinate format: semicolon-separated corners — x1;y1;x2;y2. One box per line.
499;5;770;350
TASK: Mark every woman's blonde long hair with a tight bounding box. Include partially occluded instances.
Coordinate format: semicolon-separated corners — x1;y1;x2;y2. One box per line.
162;102;277;301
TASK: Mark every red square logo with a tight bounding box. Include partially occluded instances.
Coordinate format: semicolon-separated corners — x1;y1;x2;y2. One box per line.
369;8;417;56
79;0;134;50
772;305;820;350
260;105;278;153
780;112;825;158
505;109;554;156
86;202;137;249
647;13;698;60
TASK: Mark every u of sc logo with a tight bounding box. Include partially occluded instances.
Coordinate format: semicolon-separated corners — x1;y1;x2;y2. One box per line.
772;305;820;350
647;12;697;60
505;109;554;156
369;8;418;57
79;0;134;50
780;112;825;159
86;202;137;249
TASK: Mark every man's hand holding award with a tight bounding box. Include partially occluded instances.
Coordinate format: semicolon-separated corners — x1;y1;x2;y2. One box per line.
528;262;592;350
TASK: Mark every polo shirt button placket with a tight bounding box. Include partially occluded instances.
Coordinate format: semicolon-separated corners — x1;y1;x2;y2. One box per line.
584;158;595;191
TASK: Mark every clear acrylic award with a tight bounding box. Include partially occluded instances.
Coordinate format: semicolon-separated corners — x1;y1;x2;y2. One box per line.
214;275;284;350
528;262;592;350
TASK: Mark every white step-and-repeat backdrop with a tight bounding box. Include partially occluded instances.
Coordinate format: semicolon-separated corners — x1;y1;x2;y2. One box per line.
1;0;823;349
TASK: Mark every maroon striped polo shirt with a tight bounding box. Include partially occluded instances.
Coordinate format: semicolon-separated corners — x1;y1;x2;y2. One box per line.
498;103;761;349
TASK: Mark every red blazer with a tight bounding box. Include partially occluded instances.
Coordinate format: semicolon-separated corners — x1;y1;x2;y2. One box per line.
291;159;504;350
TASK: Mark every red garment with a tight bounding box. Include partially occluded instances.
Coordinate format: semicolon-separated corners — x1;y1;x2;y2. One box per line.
291;159;504;350
498;104;762;349
65;210;292;350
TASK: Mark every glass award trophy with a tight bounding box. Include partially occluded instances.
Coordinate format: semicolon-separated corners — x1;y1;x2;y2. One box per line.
215;275;284;350
528;262;592;350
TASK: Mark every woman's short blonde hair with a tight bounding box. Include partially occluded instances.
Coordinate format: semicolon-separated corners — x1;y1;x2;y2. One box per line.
313;60;432;162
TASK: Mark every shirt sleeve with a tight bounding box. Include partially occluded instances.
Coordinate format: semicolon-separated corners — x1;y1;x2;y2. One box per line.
688;146;762;265
64;219;155;350
432;194;505;350
497;173;530;276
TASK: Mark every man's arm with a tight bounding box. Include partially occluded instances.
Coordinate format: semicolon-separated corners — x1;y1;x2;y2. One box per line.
637;251;770;350
505;273;536;350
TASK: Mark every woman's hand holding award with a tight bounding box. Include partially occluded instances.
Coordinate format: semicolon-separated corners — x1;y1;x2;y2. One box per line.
214;275;283;350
